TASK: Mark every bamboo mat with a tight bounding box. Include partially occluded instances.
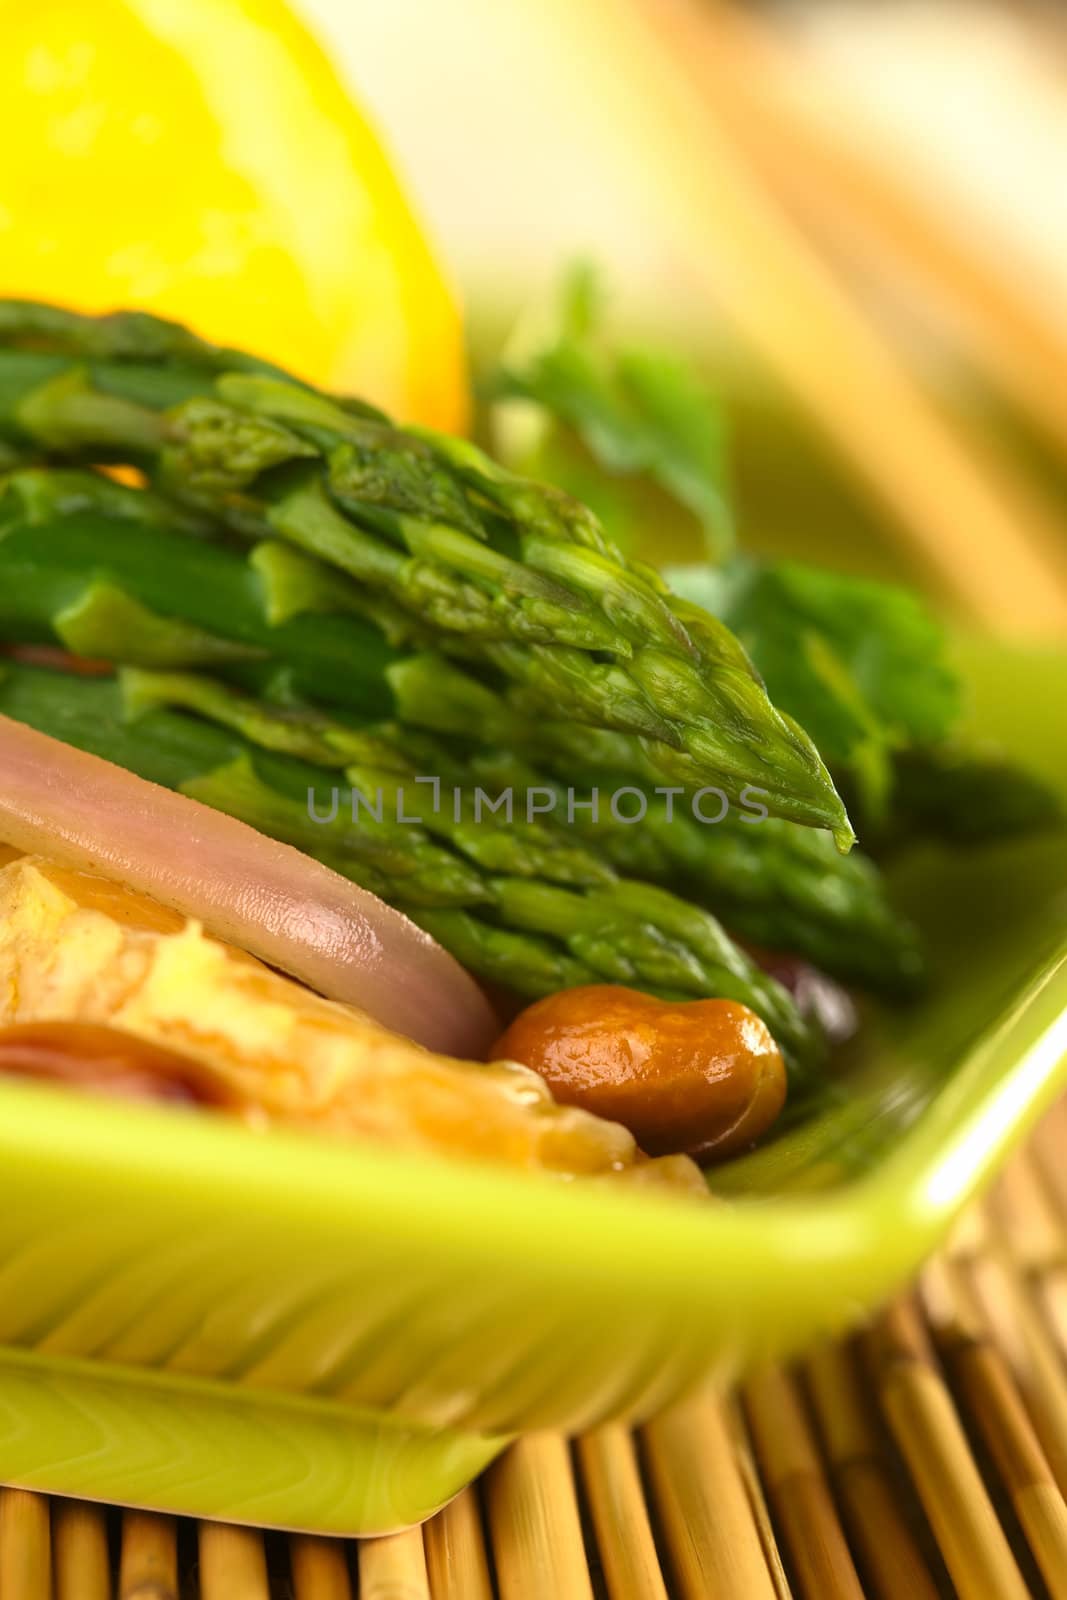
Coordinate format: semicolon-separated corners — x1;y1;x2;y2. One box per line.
6;1104;1067;1598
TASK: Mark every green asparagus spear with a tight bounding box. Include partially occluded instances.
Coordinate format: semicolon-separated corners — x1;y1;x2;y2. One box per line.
415;744;924;993
0;468;407;711
0;659;820;1073
121;660;921;996
121;667;622;894
0;301;348;387
0;468;913;990
0;302;853;846
117;664;822;1064
377;657;923;990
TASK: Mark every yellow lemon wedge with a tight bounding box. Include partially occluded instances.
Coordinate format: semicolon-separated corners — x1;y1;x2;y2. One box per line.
0;0;467;429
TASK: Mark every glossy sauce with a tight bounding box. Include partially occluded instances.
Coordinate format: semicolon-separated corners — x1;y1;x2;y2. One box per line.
494;985;787;1160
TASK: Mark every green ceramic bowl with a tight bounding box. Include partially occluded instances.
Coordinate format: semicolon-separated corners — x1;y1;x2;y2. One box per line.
0;641;1062;1534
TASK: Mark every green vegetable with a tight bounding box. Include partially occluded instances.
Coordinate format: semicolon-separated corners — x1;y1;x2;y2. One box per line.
886;747;1063;848
486;279;963;831
0;469;404;715
667;557;961;819
0;468;920;992
0;438;35;473
0;659;821;1076
133;665;919;995
0;300;852;846
0;299;366;395
490;264;733;559
474;752;923;993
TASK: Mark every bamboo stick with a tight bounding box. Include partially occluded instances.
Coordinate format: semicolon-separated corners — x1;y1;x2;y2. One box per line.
985;1152;1067;1366
1029;1100;1067;1220
987;1152;1065;1272
804;1340;940;1600
725;1400;793;1600
642;1392;778;1600
921;1254;1067;1600
944;1202;990;1260
743;1364;865;1600
422;1486;494;1600
358;1529;431;1600
290;1535;353;1600
968;1243;1067;1498
485;1434;594;1600
53;1501;111;1600
689;0;1067;464
601;0;1067;634
1014;1115;1067;1388
576;1425;670;1600
118;1511;177;1600
866;1298;1030;1600
198;1522;270;1600
0;1489;52;1600
1032;1267;1067;1368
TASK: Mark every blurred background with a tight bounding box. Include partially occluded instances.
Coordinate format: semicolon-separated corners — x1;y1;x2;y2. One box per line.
4;0;1067;630
305;0;1067;338
309;0;1067;629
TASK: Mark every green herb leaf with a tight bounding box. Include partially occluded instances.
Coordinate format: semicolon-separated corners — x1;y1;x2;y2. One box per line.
889;746;1062;846
490;265;733;559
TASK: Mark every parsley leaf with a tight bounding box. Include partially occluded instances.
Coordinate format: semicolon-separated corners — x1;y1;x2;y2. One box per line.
489;265;733;559
890;747;1062;846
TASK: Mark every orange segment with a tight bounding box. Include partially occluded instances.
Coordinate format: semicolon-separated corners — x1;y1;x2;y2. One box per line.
0;0;467;429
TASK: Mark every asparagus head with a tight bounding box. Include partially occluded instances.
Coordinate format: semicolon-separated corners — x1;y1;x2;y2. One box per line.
0;301;853;847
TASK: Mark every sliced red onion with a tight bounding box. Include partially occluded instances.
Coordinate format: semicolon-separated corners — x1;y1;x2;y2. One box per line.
756;953;859;1046
0;716;497;1056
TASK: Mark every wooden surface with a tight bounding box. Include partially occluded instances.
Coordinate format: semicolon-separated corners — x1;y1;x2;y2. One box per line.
6;1105;1067;1597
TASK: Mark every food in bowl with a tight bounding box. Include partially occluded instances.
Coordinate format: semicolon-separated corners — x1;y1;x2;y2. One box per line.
0;298;1056;1173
